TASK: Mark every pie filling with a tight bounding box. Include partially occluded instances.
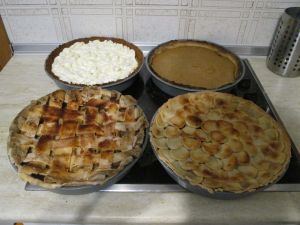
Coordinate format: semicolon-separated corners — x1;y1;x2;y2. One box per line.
52;40;138;85
150;92;291;193
150;41;239;89
8;88;148;189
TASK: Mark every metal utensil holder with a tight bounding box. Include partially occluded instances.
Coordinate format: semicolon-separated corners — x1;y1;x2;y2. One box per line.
267;7;300;77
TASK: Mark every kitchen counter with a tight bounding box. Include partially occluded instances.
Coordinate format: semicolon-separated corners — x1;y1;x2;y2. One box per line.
1;55;300;224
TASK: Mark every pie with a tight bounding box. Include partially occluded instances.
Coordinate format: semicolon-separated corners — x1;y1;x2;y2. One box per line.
8;87;148;189
150;92;291;193
45;37;144;89
149;40;240;89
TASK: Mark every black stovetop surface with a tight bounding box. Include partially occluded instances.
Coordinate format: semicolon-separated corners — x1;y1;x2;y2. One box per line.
118;59;300;185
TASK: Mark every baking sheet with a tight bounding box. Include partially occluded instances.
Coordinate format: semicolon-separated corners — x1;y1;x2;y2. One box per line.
25;59;300;193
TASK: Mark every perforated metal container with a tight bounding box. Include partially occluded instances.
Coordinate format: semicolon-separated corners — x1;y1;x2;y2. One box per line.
267;7;300;77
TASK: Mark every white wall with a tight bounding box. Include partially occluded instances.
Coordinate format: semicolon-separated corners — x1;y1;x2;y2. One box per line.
0;0;299;46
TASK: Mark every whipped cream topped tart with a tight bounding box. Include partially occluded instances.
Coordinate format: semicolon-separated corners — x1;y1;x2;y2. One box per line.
150;92;291;196
8;87;148;189
45;37;144;91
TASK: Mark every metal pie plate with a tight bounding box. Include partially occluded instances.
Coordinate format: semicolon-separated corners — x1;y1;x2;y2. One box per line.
145;39;246;96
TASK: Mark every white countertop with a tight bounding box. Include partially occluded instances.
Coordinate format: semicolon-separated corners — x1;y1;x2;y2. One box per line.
1;55;300;224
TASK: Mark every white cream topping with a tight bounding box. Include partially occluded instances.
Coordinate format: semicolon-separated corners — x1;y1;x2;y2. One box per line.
52;40;138;85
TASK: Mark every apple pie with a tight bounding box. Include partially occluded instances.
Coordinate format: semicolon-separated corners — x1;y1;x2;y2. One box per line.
8;87;148;189
150;92;291;193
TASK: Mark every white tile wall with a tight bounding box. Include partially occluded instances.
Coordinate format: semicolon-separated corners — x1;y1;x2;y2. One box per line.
0;0;299;46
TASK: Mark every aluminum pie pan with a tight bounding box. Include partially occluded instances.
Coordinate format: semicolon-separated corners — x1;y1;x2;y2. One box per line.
149;111;290;200
145;39;245;96
45;36;144;92
7;99;149;195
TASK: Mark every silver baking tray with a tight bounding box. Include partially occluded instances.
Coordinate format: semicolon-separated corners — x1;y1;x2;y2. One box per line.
25;58;300;194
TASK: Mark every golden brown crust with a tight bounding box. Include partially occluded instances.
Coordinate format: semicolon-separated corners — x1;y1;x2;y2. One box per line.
8;87;148;189
150;92;291;193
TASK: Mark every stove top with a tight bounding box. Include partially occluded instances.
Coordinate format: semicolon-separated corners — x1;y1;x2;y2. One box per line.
26;59;300;192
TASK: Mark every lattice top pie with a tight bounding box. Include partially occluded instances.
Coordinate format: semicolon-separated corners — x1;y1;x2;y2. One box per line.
8;88;148;189
150;92;291;193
